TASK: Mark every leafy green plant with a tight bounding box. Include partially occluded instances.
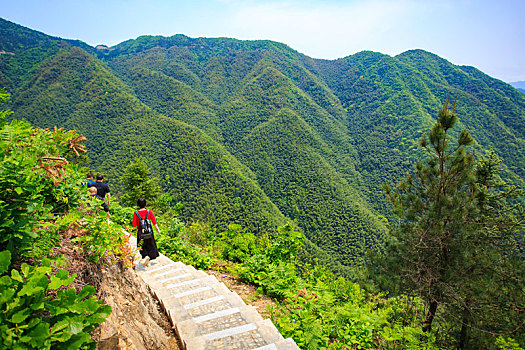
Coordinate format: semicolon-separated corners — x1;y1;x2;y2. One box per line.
184;221;217;246
105;202;135;227
0;90;133;349
273;304;331;349
156;234;214;269
120;158;160;208
71;208;130;265
379;323;437;350
217;224;261;263
495;336;524;350
164;216;186;238
0;250;111;350
0;90;88;257
237;253;271;285
256;261;300;300
265;223;303;262
0;118;51;251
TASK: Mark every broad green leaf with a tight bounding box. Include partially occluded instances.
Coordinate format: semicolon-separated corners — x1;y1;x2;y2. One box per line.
48;270;75;290
61;332;92;350
41;259;51;268
29;295;45;311
50;319;69;334
69;318;85;335
0;251;11;274
18;283;45;297
60;288;78;304
86;304;112;323
70;297;101;314
5;297;22;311
21;263;29;277
36;274;50;289
76;285;95;300
36;265;51;275
0;288;16;304
26;318;40;328
10;308;30;323
19;334;33;343
10;269;23;283
46;303;69;316
27;322;50;348
51;331;73;343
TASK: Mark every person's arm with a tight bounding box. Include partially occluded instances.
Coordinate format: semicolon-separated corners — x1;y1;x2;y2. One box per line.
106;193;111;206
132;212;138;228
149;210;161;234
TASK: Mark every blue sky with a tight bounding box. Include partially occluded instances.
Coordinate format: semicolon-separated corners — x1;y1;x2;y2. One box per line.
2;0;524;82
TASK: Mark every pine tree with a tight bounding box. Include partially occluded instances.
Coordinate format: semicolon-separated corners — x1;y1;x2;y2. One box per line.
459;150;524;348
379;99;524;348
120;158;160;208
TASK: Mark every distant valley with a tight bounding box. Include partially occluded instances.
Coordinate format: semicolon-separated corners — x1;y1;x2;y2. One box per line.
1;17;524;272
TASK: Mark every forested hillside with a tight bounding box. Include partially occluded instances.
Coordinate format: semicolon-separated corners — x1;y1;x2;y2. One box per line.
1;17;524;270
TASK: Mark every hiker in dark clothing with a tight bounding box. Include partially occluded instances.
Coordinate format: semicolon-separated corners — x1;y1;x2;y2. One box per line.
88;186;110;217
91;174;111;207
132;198;161;265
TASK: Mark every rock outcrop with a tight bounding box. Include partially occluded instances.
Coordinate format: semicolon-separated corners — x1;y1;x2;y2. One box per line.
96;262;180;350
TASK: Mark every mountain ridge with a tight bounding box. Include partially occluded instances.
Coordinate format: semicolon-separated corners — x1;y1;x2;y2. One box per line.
1;17;524;271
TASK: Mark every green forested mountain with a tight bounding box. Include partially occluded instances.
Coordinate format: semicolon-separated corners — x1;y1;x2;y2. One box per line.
3;43;288;238
1;18;524;270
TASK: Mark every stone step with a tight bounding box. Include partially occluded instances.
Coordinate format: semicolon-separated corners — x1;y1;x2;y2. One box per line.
126;232;299;350
184;319;288;350
156;278;241;325
255;338;301;350
141;264;208;286
176;304;265;339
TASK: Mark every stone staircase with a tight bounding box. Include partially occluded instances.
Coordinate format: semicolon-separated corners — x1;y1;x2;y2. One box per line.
129;235;299;350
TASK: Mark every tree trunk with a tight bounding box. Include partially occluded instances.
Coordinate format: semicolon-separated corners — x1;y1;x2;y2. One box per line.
459;299;471;349
422;300;438;332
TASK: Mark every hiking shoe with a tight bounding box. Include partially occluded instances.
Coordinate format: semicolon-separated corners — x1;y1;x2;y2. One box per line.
143;256;150;267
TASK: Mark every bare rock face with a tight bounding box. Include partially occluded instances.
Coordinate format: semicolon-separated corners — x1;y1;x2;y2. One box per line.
96;262;180;350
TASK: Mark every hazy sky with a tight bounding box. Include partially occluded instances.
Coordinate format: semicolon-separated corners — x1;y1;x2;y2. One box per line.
2;0;524;82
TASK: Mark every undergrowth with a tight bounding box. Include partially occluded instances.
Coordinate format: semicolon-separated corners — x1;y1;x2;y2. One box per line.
0;90;135;349
152;219;440;349
151;215;524;350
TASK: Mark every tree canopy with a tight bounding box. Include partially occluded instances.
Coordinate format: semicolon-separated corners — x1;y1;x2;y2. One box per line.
378;99;524;348
1;17;524;271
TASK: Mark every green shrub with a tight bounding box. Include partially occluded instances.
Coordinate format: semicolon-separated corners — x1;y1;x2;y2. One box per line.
107;202;135;228
165;217;186;238
0;97;87;257
265;223;303;262
217;224;260;263
256;261;301;300
184;221;217;246
273;304;331;349
71;208;130;265
495;336;524;350
156;235;214;269
0;251;111;350
237;253;271;285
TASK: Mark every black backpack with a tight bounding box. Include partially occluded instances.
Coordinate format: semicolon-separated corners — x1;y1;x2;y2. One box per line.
135;210;154;239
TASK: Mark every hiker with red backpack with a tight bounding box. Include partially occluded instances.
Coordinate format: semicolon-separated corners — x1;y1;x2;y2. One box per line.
132;197;161;266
